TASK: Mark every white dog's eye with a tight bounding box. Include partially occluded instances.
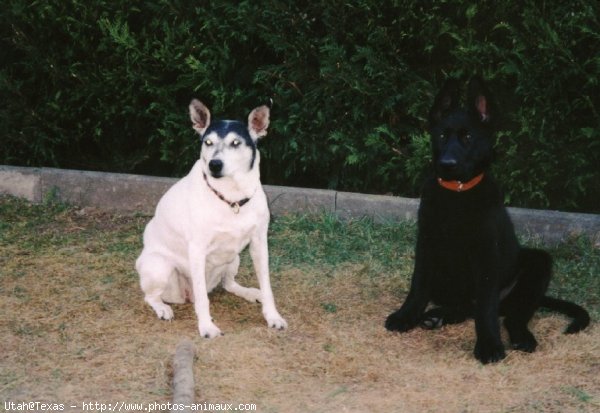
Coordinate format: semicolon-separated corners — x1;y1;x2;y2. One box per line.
204;139;213;146
231;139;241;147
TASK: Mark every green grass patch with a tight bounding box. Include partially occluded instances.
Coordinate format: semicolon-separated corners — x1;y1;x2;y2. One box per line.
268;213;416;273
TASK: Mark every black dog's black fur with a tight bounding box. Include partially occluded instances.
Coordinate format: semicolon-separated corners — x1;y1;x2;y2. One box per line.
385;76;590;364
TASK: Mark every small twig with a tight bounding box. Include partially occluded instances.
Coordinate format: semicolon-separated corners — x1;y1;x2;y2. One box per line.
171;338;195;411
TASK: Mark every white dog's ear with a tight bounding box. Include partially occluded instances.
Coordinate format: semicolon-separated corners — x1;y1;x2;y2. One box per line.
189;99;211;135
248;105;270;140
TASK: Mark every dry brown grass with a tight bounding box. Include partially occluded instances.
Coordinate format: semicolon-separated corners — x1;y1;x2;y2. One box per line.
1;199;598;412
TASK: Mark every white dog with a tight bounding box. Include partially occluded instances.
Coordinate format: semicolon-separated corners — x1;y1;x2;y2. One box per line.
136;99;287;338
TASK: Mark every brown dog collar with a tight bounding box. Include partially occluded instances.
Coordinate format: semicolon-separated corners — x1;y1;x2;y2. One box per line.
437;173;484;192
203;173;251;213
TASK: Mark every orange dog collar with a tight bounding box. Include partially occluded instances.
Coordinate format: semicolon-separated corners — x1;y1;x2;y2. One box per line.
437;173;484;192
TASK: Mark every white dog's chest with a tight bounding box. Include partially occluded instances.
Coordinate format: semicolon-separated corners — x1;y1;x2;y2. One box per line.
194;218;260;292
205;226;253;266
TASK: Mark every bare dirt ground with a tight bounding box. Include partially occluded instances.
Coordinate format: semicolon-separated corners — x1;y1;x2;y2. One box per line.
1;200;598;412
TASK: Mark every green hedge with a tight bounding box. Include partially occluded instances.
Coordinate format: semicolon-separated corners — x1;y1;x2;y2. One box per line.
1;1;599;212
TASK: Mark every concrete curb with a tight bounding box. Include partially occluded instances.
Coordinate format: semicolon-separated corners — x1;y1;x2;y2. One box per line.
1;165;599;245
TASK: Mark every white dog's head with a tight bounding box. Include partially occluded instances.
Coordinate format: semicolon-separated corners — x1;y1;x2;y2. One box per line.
189;99;270;179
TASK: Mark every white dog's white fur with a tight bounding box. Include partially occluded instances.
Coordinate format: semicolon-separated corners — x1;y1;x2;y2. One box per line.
136;100;287;338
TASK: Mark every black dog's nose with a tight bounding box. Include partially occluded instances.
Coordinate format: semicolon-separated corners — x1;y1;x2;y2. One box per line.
208;159;223;174
439;157;458;168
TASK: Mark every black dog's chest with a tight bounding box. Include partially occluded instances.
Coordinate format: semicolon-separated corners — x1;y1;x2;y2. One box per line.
430;225;478;304
423;192;487;304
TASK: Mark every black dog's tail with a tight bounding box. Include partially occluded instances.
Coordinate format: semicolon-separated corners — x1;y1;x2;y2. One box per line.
540;296;590;334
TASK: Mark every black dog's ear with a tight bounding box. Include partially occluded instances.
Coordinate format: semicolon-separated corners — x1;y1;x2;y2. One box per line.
468;76;493;123
429;78;460;125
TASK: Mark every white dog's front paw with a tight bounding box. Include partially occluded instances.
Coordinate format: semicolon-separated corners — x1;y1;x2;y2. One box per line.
266;313;288;330
199;321;223;339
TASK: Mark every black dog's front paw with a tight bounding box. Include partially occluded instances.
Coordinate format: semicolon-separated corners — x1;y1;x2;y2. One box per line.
474;339;506;364
385;309;421;332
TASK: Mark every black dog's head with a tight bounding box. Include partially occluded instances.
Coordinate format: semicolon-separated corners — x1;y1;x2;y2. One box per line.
428;76;495;183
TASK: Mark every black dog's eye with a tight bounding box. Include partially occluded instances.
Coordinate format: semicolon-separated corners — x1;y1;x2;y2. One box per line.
231;139;241;148
204;139;213;146
441;129;453;142
460;132;472;145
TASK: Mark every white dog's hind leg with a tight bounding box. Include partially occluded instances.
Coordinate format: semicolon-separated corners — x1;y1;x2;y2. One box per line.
162;272;193;304
224;279;262;303
222;256;262;303
137;253;176;320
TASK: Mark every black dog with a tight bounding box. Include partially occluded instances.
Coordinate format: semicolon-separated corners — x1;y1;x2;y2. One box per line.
385;76;590;364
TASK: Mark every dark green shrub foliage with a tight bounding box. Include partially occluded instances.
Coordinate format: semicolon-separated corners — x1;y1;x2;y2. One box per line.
1;1;599;212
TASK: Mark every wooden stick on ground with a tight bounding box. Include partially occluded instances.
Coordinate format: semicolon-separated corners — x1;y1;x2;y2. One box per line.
171;338;195;411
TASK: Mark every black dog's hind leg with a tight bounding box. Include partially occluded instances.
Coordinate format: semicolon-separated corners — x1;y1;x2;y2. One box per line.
421;306;469;329
501;248;552;352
